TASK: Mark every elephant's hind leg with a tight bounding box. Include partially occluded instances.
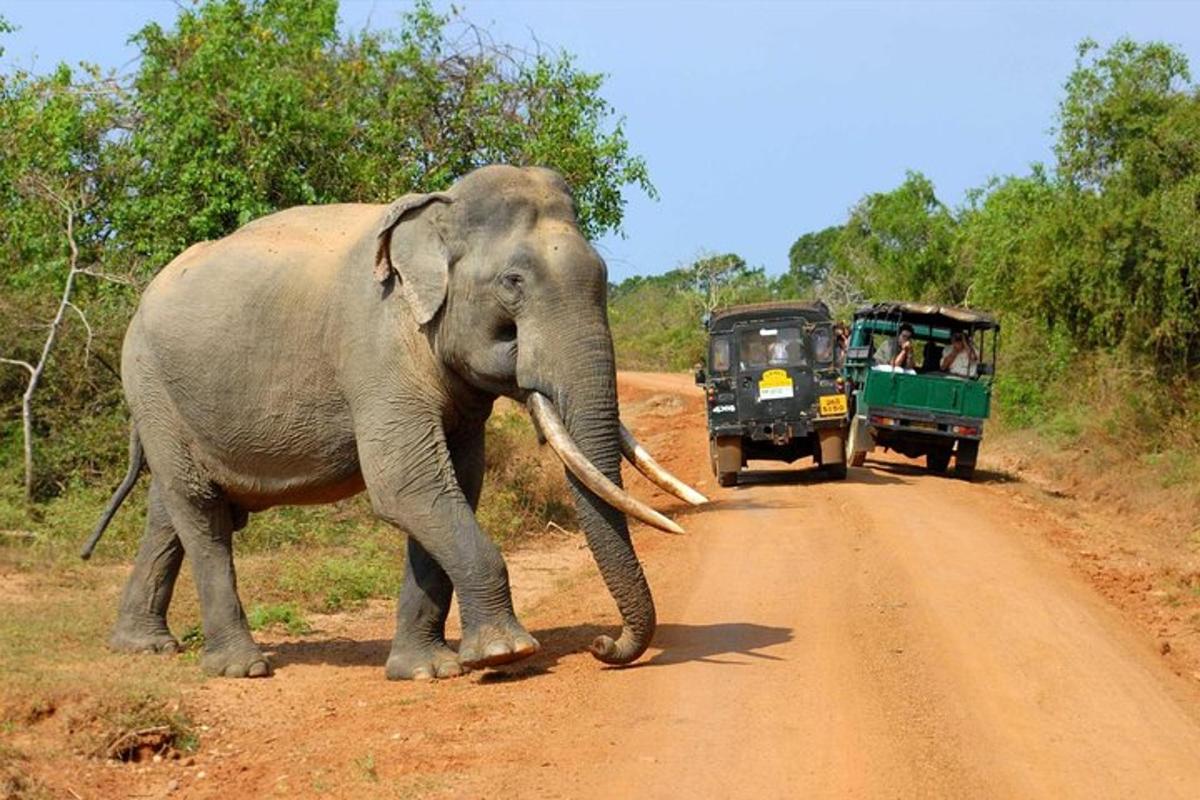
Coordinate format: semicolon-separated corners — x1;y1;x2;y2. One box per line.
159;485;270;678
386;537;463;680
109;478;185;654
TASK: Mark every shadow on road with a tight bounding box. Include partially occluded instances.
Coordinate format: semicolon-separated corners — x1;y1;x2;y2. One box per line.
266;620;794;682
860;459;1020;485
267;637;390;671
637;621;793;667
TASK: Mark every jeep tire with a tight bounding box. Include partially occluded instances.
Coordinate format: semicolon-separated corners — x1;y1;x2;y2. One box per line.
955;439;979;480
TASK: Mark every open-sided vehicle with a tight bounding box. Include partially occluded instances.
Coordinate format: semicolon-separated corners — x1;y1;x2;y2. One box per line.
843;301;999;479
695;301;849;486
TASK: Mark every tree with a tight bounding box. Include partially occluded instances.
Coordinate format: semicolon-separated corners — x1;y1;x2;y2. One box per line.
834;170;961;304
0;63;134;500
114;0;655;268
785;225;840;294
1056;37;1192;189
0;0;656;501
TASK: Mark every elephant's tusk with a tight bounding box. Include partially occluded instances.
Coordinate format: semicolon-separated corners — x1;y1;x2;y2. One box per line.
528;393;684;535
619;424;708;506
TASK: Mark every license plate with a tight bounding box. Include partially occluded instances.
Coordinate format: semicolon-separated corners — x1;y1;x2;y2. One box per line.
818;394;847;416
911;420;938;430
758;369;794;401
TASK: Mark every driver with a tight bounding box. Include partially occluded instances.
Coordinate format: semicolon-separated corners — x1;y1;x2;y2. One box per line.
768;337;789;365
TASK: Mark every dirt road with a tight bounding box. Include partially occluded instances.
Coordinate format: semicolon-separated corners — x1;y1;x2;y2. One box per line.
45;372;1200;798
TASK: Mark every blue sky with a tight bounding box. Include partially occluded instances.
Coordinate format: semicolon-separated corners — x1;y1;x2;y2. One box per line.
4;1;1200;281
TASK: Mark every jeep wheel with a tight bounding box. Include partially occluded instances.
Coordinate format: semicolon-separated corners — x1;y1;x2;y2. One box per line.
823;461;848;481
713;435;743;488
926;447;952;474
955;439;979;480
846;418;868;467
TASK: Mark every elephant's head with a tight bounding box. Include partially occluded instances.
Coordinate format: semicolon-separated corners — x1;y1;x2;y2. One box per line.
374;165;705;665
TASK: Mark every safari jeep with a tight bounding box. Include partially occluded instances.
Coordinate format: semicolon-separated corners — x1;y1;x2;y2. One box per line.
843;302;999;479
695;301;849;486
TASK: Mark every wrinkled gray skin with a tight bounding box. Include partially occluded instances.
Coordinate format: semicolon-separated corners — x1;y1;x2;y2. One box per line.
106;165;654;679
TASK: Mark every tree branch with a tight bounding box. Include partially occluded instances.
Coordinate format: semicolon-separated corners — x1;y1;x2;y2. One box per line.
76;266;136;286
0;358;35;377
65;301;93;366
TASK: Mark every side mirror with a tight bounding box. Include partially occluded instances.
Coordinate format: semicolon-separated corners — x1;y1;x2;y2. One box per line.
694;367;707;386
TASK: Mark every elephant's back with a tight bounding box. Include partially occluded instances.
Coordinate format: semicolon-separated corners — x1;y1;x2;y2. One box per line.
148;203;384;296
122;204;381;493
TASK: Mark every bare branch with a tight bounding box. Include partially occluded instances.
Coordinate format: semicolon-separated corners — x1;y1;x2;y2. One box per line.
0;358;36;377
76;267;137;287
6;200;84;501
65;301;94;366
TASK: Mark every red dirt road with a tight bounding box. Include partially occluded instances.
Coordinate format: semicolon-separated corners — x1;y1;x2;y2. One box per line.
39;372;1200;798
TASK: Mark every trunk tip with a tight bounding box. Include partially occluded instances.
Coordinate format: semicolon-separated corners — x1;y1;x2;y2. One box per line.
589;633;649;665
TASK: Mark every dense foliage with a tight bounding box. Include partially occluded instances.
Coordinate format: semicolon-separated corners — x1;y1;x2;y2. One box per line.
0;0;653;503
787;39;1200;378
608;253;787;370
608;38;1199;460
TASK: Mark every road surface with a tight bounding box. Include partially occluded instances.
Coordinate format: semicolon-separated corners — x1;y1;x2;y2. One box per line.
70;372;1200;799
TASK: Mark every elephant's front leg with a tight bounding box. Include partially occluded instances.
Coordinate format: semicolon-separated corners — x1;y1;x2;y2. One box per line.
386;428;484;680
386;424;494;681
360;421;539;677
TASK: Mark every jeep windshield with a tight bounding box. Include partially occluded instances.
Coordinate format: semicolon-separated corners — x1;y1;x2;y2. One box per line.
735;326;836;370
737;327;805;369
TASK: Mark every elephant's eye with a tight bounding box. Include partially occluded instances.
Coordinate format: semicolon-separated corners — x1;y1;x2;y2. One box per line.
500;272;524;293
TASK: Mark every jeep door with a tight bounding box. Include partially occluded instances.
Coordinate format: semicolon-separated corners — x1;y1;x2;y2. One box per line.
733;324;815;420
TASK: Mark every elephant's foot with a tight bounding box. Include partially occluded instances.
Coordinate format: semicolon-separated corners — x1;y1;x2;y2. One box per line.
109;616;180;654
200;638;272;678
458;616;539;669
385;641;464;681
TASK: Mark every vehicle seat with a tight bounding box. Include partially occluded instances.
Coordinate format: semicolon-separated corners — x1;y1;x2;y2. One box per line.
922;342;943;373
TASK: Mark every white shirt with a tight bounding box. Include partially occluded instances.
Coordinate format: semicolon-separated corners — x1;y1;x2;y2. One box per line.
944;348;977;377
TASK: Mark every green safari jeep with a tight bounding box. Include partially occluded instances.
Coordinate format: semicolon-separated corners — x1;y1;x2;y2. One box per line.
843;302;999;479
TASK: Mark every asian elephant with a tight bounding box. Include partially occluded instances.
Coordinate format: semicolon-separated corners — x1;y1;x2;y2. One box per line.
83;165;706;680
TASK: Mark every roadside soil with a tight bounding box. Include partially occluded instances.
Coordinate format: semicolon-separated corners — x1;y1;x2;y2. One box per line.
5;371;1200;798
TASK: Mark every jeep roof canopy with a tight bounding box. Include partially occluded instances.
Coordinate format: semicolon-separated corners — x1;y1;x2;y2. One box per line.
853;301;999;331
707;300;833;333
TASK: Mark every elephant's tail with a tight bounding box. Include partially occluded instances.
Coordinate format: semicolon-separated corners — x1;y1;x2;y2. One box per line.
80;426;145;560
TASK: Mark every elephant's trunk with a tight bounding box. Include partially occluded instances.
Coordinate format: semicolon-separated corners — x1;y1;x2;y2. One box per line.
540;329;655;665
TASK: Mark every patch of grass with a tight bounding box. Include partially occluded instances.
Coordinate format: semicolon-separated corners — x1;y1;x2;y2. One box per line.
279;546;403;613
178;623;204;654
246;602;311;635
68;693;198;762
0;740;48;800
478;405;575;543
355;751;379;783
1038;408;1085;443
1140;448;1200;489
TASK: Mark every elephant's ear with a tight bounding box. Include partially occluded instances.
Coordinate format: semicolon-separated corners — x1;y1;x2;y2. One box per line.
374;192;454;325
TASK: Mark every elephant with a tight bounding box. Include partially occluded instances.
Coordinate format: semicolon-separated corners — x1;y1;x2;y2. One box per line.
82;165;707;680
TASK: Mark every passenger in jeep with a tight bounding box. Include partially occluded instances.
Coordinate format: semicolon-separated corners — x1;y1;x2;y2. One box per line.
891;324;917;370
940;331;979;377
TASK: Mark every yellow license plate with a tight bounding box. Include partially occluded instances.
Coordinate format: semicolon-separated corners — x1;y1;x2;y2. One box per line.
818;394;848;416
758;369;794;400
